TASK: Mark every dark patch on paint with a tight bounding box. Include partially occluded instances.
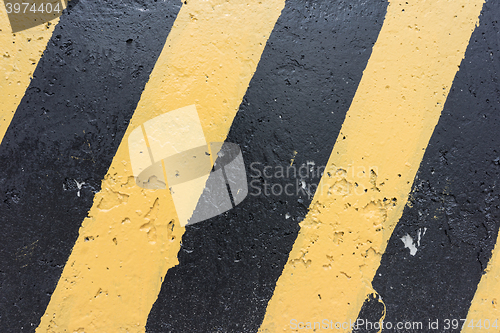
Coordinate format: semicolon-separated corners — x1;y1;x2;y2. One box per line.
354;293;385;333
0;0;180;330
146;1;388;332
363;2;500;332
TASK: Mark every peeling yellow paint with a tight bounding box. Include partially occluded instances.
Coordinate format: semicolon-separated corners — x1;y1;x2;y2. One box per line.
259;1;484;332
36;0;284;332
0;0;60;144
463;231;500;333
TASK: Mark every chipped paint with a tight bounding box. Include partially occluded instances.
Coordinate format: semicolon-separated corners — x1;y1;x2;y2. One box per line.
464;230;500;332
400;227;426;256
1;0;499;331
0;0;60;143
259;1;485;331
36;0;284;331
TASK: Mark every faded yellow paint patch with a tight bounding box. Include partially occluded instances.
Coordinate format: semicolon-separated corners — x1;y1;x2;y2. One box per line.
259;1;484;332
36;0;284;332
463;231;500;333
0;0;60;143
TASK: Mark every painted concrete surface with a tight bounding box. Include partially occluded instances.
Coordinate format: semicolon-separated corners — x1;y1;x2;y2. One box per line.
0;0;499;332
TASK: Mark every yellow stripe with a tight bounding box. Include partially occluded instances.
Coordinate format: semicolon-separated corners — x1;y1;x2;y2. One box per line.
36;0;284;332
0;0;61;144
463;232;500;332
259;1;484;332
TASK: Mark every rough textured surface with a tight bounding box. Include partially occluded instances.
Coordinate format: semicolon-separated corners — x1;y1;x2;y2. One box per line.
35;0;285;331
0;0;180;330
363;1;500;331
259;1;485;331
0;0;499;332
146;1;388;332
0;5;60;144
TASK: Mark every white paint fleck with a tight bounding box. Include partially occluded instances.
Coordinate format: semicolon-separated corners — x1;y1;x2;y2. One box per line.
300;179;313;199
285;213;290;219
75;180;85;197
416;227;427;246
400;227;427;256
400;234;418;256
307;160;315;173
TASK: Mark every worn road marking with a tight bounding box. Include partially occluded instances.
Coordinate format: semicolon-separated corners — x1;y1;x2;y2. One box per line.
36;0;284;331
259;1;484;331
463;231;500;333
0;0;61;144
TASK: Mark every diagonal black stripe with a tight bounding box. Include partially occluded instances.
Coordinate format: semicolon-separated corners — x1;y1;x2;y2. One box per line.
355;1;500;332
146;1;389;332
0;0;181;330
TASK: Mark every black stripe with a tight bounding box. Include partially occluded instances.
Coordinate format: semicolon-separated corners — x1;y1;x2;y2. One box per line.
0;1;180;330
355;2;500;332
146;1;389;332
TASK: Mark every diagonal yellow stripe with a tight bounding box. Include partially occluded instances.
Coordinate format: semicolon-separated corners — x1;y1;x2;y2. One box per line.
259;1;484;332
36;0;285;332
463;232;500;332
0;0;63;144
